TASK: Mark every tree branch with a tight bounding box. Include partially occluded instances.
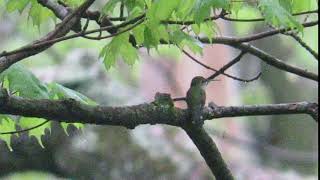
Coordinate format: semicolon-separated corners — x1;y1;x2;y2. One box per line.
183;50;261;83
285;32;319;61
221;20;318;43
220;9;318;22
206;51;246;81
198;38;318;81
37;0;72;28
0;15;145;59
205;102;318;122
0;120;50;135
0;0;96;73
0;88;317;127
157;23;318;81
183;125;234;180
0;89;184;129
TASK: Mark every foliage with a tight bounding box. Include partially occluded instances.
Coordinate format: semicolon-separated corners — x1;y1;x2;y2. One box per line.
0;0;317;149
0;64;91;149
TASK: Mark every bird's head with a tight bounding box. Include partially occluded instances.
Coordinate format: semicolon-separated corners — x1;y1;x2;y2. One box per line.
190;76;219;88
190;76;207;87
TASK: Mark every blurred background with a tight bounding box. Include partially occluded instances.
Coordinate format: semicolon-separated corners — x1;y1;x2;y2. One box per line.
0;1;318;180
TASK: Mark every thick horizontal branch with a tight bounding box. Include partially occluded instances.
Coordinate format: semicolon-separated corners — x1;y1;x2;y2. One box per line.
0;89;317;128
0;90;184;128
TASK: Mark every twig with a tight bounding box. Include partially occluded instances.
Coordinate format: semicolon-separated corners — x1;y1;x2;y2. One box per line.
183;50;261;83
92;10;225;25
0;15;145;58
84;8;318;24
80;17;144;40
162;11;225;25
173;97;186;101
197;38;318;81
0;120;50;135
206;51;247;81
221;9;318;22
285;32;318;60
218;20;318;43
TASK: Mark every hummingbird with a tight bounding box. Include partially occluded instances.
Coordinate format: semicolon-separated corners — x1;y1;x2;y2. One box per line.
186;76;207;126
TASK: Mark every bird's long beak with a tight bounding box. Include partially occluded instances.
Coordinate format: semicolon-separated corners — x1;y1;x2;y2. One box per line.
203;79;219;86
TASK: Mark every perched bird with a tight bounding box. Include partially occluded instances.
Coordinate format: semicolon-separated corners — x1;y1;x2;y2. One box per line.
186;76;207;126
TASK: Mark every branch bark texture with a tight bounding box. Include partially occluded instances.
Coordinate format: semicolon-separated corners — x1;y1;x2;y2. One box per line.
183;124;234;180
0;89;317;127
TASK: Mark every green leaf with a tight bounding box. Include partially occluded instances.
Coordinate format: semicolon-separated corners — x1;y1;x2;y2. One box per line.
28;0;55;28
102;0;121;14
191;24;201;35
0;117;16;151
60;0;85;7
144;26;160;49
147;0;181;21
229;0;243;15
176;0;196;19
121;41;139;65
279;0;293;12
132;24;145;45
5;0;55;28
144;0;152;9
170;30;203;55
61;122;84;135
48;83;95;104
291;0;314;12
2;76;10;89
47;83;93;136
278;0;314;13
191;21;217;42
0;64;49;99
157;25;170;42
201;21;217;42
100;32;139;69
19;117;50;148
259;0;303;31
193;0;229;23
100;42;117;69
125;0;145;12
193;0;212;24
6;0;29;13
